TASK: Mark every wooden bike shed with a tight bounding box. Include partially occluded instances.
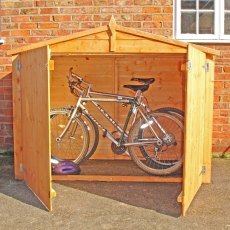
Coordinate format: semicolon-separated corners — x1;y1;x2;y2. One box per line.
7;18;219;216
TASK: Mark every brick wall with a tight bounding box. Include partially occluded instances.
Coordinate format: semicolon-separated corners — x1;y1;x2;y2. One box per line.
0;0;229;155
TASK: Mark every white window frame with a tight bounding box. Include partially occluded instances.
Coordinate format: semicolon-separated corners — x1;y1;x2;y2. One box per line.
220;1;230;40
174;0;230;42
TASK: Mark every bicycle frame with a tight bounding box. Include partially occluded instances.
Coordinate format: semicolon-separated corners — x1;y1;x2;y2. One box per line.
56;85;162;148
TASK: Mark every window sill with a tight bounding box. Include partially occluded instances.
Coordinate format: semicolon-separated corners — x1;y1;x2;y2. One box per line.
174;38;230;44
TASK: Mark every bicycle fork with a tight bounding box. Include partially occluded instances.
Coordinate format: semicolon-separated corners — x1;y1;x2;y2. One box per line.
55;97;82;143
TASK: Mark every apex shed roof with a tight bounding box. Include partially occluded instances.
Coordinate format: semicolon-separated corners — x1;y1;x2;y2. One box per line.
7;17;220;57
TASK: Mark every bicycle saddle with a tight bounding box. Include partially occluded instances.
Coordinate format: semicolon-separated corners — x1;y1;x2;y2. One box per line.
123;84;149;92
131;77;155;85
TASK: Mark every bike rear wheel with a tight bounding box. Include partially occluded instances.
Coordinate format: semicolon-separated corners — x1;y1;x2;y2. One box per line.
50;110;89;164
128;112;184;175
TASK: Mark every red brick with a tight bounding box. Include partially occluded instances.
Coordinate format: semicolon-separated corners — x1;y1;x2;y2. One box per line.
11;30;30;37
31;30;52;36
213;132;230;139
56;30;72;36
39;23;59;29
11;16;30;22
143;7;162;13
163;7;173;13
162;14;173;21
46;0;75;6
74;0;93;5
94;0;111;5
134;0;152;5
30;16;51;22
122;7;142;13
143;22;162;28
73;15;92;21
222;125;230;132
115;0;134;5
122;22;142;28
81;22;100;28
223;67;230;73
20;8;39;15
60;8;81;14
24;37;49;43
40;8;59;14
35;1;46;7
221;96;230;102
213;117;229;124
133;15;152;21
1;9;19;16
60;22;80;29
1;31;10;37
53;15;71;22
20;23;38;29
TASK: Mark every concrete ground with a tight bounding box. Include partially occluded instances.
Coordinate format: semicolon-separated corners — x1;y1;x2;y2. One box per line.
0;158;229;230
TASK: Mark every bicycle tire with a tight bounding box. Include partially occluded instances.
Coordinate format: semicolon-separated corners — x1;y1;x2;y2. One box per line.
80;112;99;160
154;107;184;121
51;108;99;160
50;110;89;164
128;112;184;175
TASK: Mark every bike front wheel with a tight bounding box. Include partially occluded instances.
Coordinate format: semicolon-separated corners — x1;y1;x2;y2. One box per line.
50;110;89;164
128;112;184;175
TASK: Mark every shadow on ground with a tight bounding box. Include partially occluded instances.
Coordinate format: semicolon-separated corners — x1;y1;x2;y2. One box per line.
56;160;182;217
0;157;45;211
0;158;182;217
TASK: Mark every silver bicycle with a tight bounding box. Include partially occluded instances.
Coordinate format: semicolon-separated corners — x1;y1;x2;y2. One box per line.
50;68;184;175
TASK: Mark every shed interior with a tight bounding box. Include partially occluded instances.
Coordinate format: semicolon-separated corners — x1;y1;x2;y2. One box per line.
50;54;186;159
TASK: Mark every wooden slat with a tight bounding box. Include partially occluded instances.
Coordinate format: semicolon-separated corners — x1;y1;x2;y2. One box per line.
7;26;108;56
52;175;182;183
12;55;24;180
116;40;187;53
202;58;215;183
20;46;52;211
50;39;110;53
109;15;116;52
182;45;206;216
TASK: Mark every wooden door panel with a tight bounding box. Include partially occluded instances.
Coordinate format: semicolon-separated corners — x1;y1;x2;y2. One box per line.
20;46;52;210
183;45;206;215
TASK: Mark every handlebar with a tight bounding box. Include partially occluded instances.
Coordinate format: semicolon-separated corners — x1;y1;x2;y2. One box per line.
67;67;91;97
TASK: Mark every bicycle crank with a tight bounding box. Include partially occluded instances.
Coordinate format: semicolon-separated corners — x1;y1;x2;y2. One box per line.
111;138;127;155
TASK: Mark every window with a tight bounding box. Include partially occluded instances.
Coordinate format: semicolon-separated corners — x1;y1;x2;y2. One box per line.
175;0;230;41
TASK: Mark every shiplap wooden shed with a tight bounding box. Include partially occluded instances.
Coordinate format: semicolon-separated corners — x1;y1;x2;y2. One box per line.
7;18;220;216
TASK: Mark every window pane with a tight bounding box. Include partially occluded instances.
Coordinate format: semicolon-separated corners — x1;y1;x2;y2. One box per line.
199;12;214;34
181;0;196;9
225;0;230;10
199;0;214;10
225;13;230;34
181;12;196;33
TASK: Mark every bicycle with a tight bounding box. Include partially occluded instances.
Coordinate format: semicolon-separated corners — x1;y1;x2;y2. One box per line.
50;68;184;175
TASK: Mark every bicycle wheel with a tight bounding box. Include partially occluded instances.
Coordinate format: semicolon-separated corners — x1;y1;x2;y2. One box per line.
128;112;184;175
154;107;184;122
50;110;89;164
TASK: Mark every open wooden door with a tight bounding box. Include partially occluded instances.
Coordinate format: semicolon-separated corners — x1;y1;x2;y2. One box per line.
182;45;206;216
19;46;53;210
